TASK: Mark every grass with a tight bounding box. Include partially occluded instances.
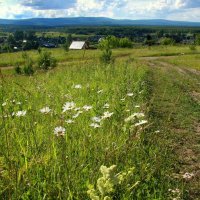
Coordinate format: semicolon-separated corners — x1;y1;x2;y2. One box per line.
0;46;200;199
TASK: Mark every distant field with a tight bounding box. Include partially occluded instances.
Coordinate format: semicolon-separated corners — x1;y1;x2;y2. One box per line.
1;45;200;68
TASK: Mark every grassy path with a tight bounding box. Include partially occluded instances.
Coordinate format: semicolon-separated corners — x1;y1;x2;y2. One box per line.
144;58;200;199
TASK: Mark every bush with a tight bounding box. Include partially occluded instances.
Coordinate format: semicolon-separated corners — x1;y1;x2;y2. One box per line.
119;38;133;48
100;48;114;64
160;37;175;45
38;51;57;70
14;64;22;75
189;45;196;51
23;58;34;75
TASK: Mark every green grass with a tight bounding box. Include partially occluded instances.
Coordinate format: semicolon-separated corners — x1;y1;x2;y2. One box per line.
1;46;200;199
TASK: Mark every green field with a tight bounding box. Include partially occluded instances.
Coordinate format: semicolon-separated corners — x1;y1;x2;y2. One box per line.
0;46;200;199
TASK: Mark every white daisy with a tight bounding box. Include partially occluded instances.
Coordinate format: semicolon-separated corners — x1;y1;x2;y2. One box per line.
90;123;101;129
54;126;66;137
83;105;93;111
65;119;75;124
135;120;148;127
92;116;102;123
74;84;82;89
103;103;110;109
16;110;27;117
97;89;103;94
127;93;134;97
62;102;76;113
2;102;7;107
40;107;51;114
102;111;114;119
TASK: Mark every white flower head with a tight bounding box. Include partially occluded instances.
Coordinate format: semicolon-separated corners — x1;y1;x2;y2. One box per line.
125;113;145;123
54;126;66;137
102;111;114;119
62;102;76;113
127;93;134;97
2;102;7;107
135;120;148;127
103;103;110;109
16;110;27;117
90;123;101;129
182;172;194;180
92;116;102;123
97;89;103;94
135;105;140;108
40;107;51;114
83;105;93;111
74;84;82;89
72;112;80;119
65;119;75;124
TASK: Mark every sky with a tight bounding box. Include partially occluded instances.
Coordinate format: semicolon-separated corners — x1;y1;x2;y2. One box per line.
0;0;200;22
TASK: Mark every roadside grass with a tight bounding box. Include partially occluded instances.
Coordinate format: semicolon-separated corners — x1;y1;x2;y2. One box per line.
0;58;184;199
157;54;200;70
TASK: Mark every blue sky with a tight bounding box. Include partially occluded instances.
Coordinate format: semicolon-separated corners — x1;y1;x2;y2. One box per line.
0;0;200;21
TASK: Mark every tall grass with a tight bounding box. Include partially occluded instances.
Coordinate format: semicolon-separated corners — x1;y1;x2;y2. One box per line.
0;59;182;199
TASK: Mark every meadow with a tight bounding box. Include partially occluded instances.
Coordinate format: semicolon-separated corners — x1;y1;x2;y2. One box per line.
0;46;200;199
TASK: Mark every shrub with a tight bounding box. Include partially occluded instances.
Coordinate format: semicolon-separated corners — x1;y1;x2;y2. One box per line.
23;58;34;75
38;51;57;70
100;48;114;64
14;64;22;75
160;37;175;45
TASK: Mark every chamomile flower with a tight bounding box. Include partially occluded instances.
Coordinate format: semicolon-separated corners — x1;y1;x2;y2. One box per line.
103;103;110;109
83;105;93;111
92;116;102;123
102;111;114;119
135;120;148;127
40;107;51;114
97;89;103;94
62;102;76;112
2;102;7;107
65;119;75;124
74;84;82;89
127;93;134;97
90;123;101;129
54;126;66;137
16;110;27;117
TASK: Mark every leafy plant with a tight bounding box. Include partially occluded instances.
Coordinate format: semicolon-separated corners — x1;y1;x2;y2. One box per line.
38;50;57;70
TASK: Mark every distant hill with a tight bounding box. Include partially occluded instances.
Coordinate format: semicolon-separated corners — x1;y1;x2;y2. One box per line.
1;17;200;27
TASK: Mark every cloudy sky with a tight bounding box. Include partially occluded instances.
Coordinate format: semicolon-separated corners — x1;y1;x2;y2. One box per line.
0;0;200;21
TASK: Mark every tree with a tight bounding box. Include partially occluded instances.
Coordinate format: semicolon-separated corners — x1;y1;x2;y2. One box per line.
14;31;24;41
63;34;73;52
195;34;200;45
160;37;175;45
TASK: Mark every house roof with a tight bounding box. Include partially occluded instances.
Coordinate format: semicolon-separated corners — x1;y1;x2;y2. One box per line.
69;41;86;50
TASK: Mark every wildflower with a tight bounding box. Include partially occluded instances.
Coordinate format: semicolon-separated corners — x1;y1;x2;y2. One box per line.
155;130;160;133
40;107;51;114
97;89;103;94
92;116;102;123
16;102;21;105
65;119;75;124
74;107;81;111
83;105;93;111
90;123;101;129
62;102;76;112
127;93;134;97
102;111;114;119
72;113;80;119
2;102;7;107
135;105;140;108
182;172;194;180
103;103;110;109
121;98;125;101
54;126;66;137
16;110;27;117
135;120;148;127
74;84;82;89
125;113;145;122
